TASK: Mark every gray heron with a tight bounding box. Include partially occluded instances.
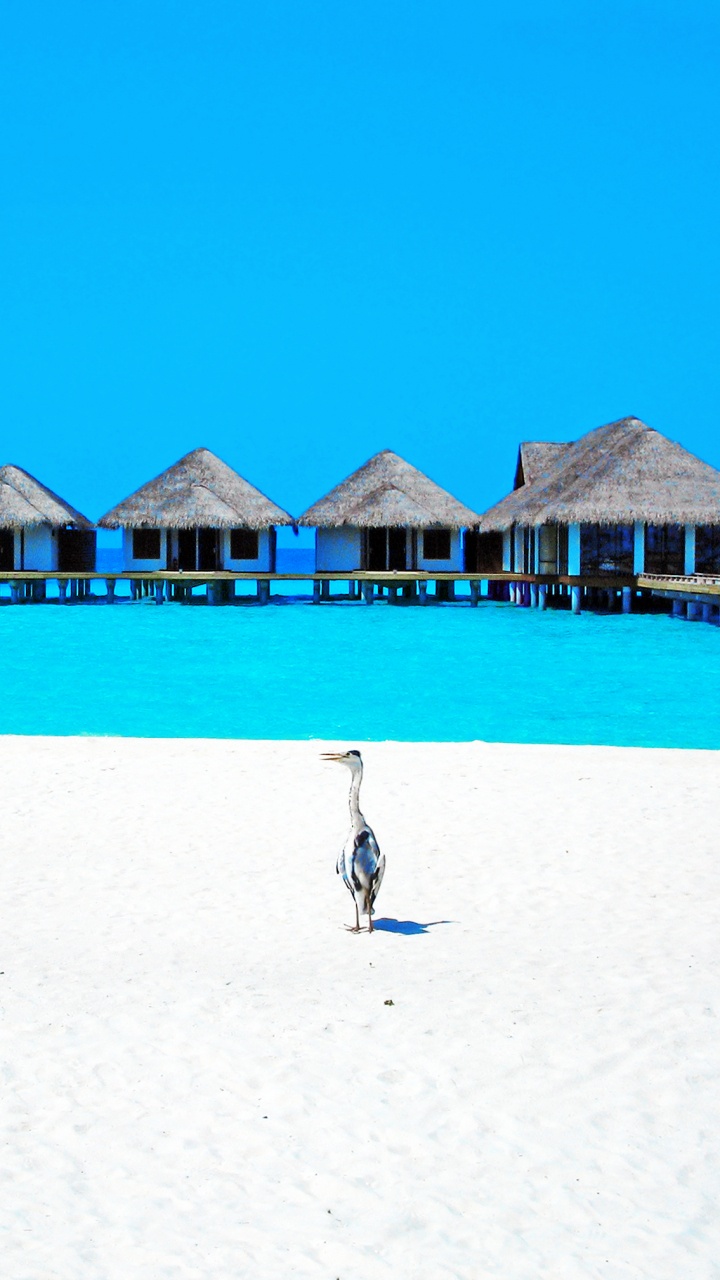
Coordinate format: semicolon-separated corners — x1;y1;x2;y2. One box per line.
321;749;385;933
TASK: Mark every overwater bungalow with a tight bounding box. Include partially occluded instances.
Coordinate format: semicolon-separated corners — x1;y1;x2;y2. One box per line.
0;465;95;572
298;450;481;572
476;417;720;578
99;448;293;572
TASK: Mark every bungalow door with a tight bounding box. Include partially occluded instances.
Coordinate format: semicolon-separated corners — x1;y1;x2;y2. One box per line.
469;531;503;573
0;529;13;570
198;528;220;571
387;528;407;570
367;528;387;571
178;529;197;571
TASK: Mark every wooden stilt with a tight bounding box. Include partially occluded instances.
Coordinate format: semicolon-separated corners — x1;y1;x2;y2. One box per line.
538;583;547;610
470;581;479;607
687;602;702;621
106;579;116;604
313;581;321;603
418;581;428;605
257;579;270;605
571;585;582;615
155;581;164;605
530;583;538;608
58;579;67;603
622;587;632;614
362;582;374;604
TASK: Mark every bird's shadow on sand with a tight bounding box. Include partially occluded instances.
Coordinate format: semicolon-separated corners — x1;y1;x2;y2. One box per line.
371;918;453;936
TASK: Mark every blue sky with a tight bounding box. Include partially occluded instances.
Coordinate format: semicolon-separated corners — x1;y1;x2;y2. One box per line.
1;0;719;530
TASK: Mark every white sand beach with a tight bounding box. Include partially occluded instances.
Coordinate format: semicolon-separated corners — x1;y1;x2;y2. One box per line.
2;735;719;1279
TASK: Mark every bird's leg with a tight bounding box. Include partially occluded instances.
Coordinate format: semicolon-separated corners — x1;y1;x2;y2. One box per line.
343;901;361;933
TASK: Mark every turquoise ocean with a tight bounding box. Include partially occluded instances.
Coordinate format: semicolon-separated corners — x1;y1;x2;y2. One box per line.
1;599;718;748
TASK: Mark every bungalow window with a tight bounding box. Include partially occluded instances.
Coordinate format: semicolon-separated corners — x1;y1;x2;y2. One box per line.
580;524;633;574
645;524;684;576
230;529;259;560
423;529;451;560
695;525;720;575
133;529;161;560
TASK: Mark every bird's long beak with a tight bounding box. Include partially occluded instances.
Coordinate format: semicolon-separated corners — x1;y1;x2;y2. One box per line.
320;752;346;762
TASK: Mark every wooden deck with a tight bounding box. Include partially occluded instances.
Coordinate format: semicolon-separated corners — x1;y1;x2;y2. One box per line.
0;568;638;612
0;570;638;584
638;572;720;598
0;569;715;618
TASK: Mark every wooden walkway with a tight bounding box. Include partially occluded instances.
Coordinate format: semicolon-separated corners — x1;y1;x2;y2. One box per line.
0;568;640;611
638;572;720;621
1;569;717;619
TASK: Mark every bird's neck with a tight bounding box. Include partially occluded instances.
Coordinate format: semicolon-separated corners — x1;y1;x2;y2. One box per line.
348;769;365;830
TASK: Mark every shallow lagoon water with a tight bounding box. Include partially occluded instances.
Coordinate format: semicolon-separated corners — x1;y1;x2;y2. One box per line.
1;600;718;747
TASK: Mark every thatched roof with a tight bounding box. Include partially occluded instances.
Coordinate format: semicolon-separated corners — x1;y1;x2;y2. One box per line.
478;418;720;530
0;465;93;530
513;442;570;489
298;450;481;529
99;448;293;530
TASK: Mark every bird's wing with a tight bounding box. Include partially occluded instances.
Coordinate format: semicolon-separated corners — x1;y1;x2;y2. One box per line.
367;838;385;909
351;826;383;890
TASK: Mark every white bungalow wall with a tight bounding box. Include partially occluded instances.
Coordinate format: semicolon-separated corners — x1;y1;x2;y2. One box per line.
122;530;166;572
684;525;696;575
568;524;581;576
633;522;645;574
15;526;58;571
416;529;464;572
222;529;272;572
315;528;363;571
316;527;465;572
502;530;512;571
122;528;274;572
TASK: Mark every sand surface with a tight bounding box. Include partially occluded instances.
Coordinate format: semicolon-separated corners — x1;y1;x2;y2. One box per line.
2;735;719;1279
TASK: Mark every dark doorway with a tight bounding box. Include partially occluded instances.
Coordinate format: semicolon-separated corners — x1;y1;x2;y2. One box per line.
198;528;220;571
178;529;197;571
365;527;409;571
0;529;13;570
388;528;407;570
558;525;569;575
467;531;503;572
367;528;387;570
58;529;96;572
